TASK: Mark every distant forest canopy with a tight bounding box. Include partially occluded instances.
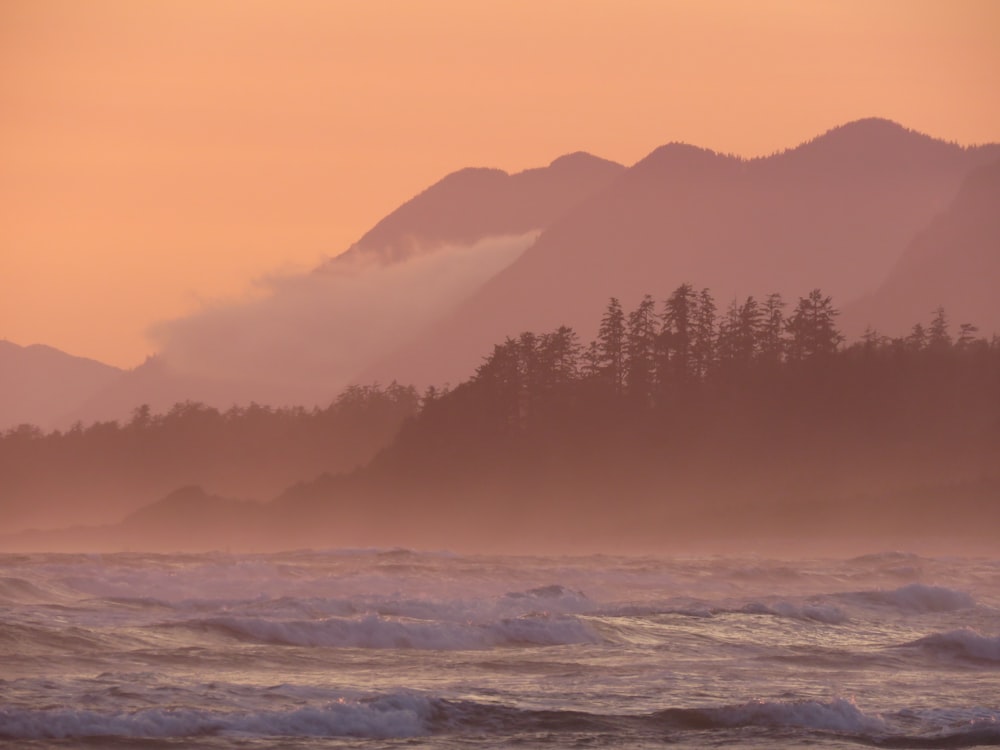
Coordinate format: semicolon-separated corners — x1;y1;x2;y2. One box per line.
2;284;998;544
376;285;998;477
0;383;419;531
278;285;999;550
7;284;997;441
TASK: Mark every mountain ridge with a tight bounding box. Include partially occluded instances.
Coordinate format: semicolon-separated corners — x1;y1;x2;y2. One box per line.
0;340;123;431
363;118;1000;388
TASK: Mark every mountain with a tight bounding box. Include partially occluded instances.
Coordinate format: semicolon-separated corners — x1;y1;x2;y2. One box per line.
842;156;1000;338
0;341;122;431
61;153;625;427
365;119;1000;387
324;151;626;267
62;355;294;428
23;120;999;428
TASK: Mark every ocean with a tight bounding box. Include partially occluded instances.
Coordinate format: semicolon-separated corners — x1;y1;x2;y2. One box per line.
1;549;998;748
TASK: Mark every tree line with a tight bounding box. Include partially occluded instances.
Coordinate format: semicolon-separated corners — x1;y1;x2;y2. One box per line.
375;285;999;508
402;286;995;439
3;284;998;539
0;383;419;531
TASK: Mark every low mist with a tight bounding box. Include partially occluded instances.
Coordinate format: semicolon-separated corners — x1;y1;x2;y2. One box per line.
148;232;539;404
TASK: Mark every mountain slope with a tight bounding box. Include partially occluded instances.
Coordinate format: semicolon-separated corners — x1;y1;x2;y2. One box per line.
55;153;626;427
0;341;122;430
843;156;1000;337
325;151;625;266
366;119;1000;387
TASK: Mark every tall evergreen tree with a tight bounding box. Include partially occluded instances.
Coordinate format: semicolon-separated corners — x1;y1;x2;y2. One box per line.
586;297;627;395
906;323;928;352
928;307;951;350
717;296;761;370
657;283;698;389
785;289;843;361
758;292;786;365
625;295;658;404
691;288;718;379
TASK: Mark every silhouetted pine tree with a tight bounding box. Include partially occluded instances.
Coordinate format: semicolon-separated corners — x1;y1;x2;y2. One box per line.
586;297;627;396
625;294;658;406
656;283;698;392
758;292;786;365
785;289;842;361
691;288;718;380
928;307;951;350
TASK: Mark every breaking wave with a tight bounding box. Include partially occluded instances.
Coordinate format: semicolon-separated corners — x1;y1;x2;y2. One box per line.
655;697;886;733
0;693;434;740
0;576;54;603
0;695;903;742
740;601;849;624
838;583;975;613
905;629;1000;664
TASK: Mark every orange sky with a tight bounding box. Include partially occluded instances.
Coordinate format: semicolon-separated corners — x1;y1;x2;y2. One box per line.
2;0;999;368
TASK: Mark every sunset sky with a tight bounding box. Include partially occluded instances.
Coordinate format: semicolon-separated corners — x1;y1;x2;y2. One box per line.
3;0;999;368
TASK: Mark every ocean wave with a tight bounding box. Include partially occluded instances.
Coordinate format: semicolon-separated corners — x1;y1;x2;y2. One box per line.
740;601;848;624
838;583;975;613
0;576;53;603
656;697;885;733
0;693;434;740
440;696;887;735
904;629;1000;664
177;612;600;650
879;726;1000;749
3;690;996;746
0;621;117;652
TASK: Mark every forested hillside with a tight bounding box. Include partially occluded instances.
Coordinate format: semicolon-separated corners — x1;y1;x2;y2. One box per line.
0;383;418;532
277;286;1000;551
4;286;998;551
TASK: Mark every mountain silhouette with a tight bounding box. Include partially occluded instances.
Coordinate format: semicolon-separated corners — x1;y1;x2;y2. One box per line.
62;355;281;428
324;151;625;267
365;119;1000;387
843;156;1000;337
13;120;999;429
0;341;122;431
55;153;625;427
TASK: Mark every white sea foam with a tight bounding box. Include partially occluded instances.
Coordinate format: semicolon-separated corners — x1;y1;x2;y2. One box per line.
0;693;433;739
184;612;599;650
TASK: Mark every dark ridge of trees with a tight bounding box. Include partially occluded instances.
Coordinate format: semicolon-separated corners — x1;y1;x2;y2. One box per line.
0;382;419;531
351;286;999;547
4;284;1000;549
384;285;998;458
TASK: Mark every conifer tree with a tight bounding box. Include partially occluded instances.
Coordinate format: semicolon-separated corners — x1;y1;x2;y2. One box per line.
657;283;698;388
758;293;786;365
928;307;951;350
785;289;842;360
691;288;718;379
625;294;658;404
586;297;627;395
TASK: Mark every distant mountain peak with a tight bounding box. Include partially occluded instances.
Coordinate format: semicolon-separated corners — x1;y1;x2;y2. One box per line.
788;117;961;161
630;141;738;179
833;116;909;133
433;166;509;188
546;151;620;172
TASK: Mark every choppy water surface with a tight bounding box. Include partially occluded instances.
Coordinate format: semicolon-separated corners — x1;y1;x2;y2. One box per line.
1;549;998;748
